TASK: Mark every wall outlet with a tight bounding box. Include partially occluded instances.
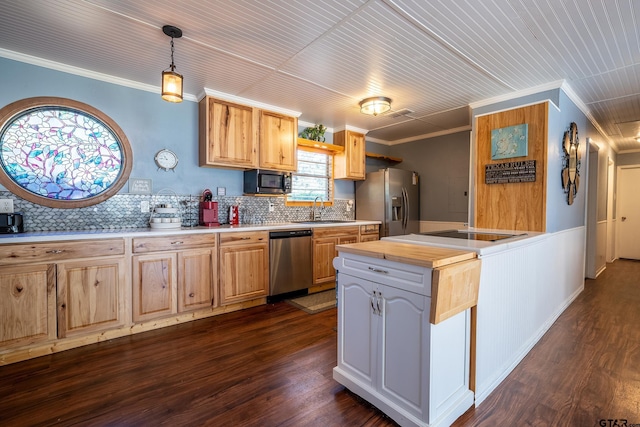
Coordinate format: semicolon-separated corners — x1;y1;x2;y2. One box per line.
140;200;150;213
268;202;275;212
0;199;14;213
346;199;354;212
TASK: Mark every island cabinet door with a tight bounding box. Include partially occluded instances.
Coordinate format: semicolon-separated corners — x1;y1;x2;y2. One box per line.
337;273;378;388
378;284;430;420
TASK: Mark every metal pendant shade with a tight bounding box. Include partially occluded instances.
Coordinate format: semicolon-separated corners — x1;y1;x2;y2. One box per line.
359;97;391;116
161;25;183;103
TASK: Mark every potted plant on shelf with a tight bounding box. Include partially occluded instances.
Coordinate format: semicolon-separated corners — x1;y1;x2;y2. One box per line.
299;124;326;142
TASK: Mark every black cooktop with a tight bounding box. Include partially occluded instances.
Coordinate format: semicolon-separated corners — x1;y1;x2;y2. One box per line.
417;230;522;242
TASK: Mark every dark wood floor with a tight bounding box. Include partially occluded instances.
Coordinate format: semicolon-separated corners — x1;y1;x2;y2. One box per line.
1;260;638;426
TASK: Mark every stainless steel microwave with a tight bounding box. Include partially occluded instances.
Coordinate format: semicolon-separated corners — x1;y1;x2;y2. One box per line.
243;169;292;195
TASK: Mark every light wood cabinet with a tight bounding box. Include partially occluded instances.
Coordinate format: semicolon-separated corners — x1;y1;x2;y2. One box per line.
57;257;125;337
132;252;176;322
312;226;359;285
0;264;56;346
199;97;258;169
0;239;126;341
219;231;269;305
259;110;297;172
132;234;217;322
334;130;366;180
359;224;380;242
178;249;216;312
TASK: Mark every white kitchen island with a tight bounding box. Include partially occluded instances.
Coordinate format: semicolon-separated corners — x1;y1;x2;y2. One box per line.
383;227;586;406
332;241;482;427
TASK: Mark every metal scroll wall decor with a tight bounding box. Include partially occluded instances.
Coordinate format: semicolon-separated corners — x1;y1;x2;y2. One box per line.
561;122;581;205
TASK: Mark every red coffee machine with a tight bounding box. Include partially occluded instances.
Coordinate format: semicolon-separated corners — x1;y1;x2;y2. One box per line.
199;189;219;227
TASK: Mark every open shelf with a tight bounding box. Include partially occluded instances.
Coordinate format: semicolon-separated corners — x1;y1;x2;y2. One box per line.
365;152;403;163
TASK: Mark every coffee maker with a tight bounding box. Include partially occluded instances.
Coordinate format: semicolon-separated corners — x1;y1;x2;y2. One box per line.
199;189;219;227
0;213;24;234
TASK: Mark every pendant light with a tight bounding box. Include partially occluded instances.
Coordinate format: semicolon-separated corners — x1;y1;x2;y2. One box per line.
161;25;183;103
359;97;392;116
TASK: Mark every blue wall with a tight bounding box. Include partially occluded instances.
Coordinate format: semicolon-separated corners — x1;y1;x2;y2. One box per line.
0;57;355;199
546;89;588;232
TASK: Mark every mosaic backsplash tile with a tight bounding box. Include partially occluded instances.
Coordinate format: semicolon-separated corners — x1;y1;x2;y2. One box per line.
0;190;355;232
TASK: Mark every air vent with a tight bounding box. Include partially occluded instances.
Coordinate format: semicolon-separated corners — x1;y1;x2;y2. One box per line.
382;108;414;118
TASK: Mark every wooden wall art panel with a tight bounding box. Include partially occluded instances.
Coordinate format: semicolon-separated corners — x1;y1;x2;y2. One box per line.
474;103;548;232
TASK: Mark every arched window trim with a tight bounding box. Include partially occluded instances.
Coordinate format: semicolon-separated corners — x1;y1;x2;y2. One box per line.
0;97;133;209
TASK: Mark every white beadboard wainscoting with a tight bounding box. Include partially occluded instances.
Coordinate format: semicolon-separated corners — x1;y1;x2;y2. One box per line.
474;226;586;405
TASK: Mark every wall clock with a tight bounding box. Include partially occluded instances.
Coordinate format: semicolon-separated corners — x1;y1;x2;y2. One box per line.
154;149;178;171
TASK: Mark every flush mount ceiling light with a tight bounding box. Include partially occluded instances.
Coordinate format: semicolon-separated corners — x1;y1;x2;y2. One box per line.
161;25;183;103
359;96;392;116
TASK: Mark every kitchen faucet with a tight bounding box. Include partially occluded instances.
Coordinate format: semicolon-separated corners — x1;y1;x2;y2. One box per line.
311;196;324;221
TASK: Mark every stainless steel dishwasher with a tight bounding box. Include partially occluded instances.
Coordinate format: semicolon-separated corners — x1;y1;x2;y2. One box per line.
269;229;313;296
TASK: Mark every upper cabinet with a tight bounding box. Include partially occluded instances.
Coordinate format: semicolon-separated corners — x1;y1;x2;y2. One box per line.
333;130;366;180
199;96;297;172
259;110;297;172
199;97;258;169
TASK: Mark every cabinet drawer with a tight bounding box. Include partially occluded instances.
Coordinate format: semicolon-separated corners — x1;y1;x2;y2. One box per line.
133;234;216;253
334;252;431;296
219;231;268;246
313;226;359;239
0;239;124;265
360;224;379;234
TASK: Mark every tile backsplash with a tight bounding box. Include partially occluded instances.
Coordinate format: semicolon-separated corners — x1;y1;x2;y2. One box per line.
0;191;355;232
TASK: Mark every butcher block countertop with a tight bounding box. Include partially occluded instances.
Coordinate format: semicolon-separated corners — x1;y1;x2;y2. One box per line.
336;239;476;268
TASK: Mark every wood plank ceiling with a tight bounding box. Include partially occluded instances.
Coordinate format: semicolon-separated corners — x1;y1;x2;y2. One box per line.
0;0;638;151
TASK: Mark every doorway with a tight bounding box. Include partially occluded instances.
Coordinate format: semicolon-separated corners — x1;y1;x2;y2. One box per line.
617;165;640;260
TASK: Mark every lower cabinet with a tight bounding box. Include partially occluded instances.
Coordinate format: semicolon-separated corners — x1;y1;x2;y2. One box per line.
337;274;430;418
0;264;56;346
219;231;269;305
333;252;474;427
312;226;359;285
132;235;217;322
132;252;177;322
359;224;380;242
57;257;125;337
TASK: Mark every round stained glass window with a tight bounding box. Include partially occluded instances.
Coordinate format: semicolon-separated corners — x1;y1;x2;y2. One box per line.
0;97;132;208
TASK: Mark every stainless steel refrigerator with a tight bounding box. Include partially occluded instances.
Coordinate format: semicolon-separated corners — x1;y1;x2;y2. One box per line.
355;168;420;237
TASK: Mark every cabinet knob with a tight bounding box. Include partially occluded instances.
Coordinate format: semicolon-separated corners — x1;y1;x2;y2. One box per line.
171;241;184;245
46;249;64;254
368;266;388;274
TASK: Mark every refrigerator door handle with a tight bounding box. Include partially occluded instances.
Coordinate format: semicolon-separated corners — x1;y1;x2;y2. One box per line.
401;187;409;232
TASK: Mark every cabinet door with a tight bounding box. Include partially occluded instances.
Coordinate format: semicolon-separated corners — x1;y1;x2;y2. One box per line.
57;257;125;338
334;130;366;180
337;273;377;387
259;110;297;171
0;264;56;345
132;253;177;322
359;233;379;242
313;237;337;285
379;285;429;418
199;97;257;168
219;242;268;305
178;248;215;312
